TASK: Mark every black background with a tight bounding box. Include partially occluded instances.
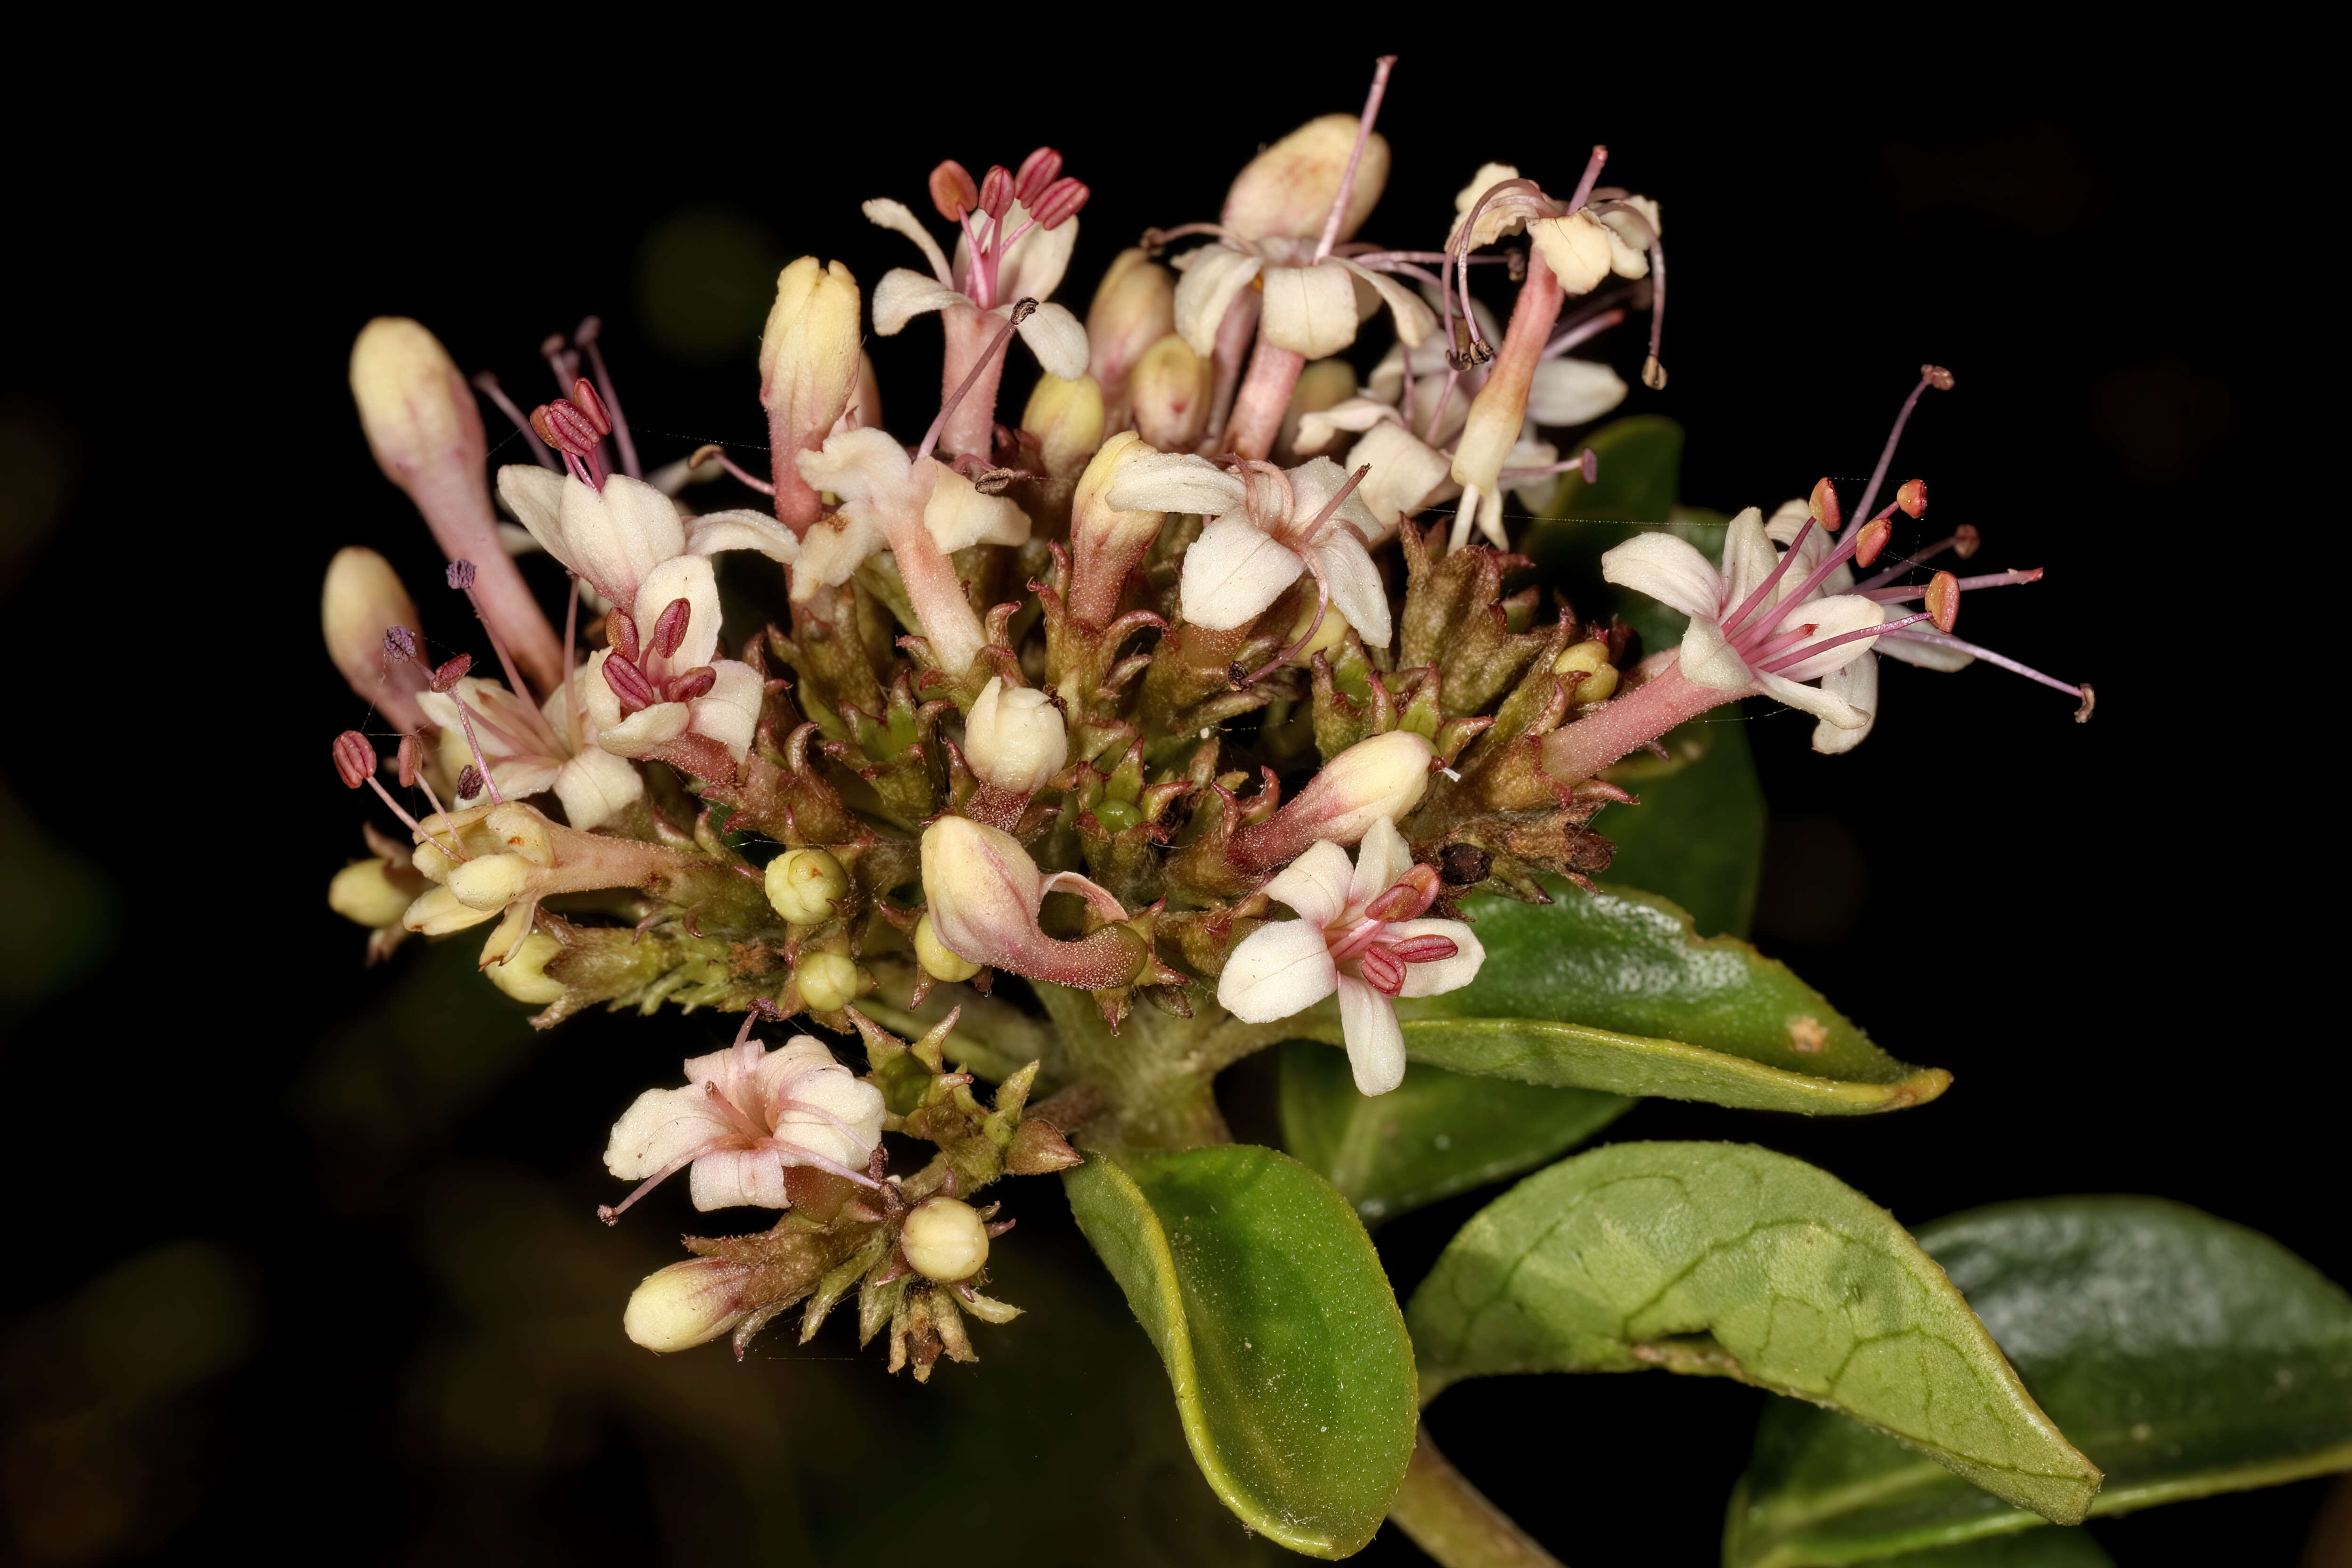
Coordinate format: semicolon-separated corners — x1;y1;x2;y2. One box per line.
1;41;2329;1568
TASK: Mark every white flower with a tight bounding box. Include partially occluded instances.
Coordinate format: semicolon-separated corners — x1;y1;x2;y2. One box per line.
1601;505;1887;730
602;1029;886;1219
420;671;644;831
1105;452;1390;652
1217;818;1484;1096
865;195;1089;380
496;466;799;614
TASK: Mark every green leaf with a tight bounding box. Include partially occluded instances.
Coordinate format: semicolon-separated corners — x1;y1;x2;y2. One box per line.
1407;1143;2100;1528
1848;1535;2115;1568
1277;1043;1632;1225
1518;416;1729;656
1063;1143;1420;1559
1723;1197;2352;1568
1359;885;1946;1115
1594;716;1768;939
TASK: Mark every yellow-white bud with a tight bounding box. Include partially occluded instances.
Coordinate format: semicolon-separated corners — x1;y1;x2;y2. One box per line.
1552;640;1620;703
484;930;566;1006
794;951;862;1013
321;547;429;735
761;258;864;532
1087;248;1177;401
1129;333;1212;452
622;1258;755;1354
1285;597;1353;664
964;678;1069;796
902;1197;989;1282
1020;373;1105;480
1222;114;1390;244
1066;432;1165;628
764;848;848;925
329;859;414;929
1279;358;1360;460
351;317;482;490
914;915;982;982
1237;729;1434;873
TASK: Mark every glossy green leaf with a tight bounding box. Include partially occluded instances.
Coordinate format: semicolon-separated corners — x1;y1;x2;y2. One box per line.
1408;1143;2100;1527
1063;1143;1420;1558
1724;1197;2352;1567
1277;1043;1632;1225
1850;1533;2115;1568
1346;884;1947;1114
1595;716;1768;939
1519;416;1728;655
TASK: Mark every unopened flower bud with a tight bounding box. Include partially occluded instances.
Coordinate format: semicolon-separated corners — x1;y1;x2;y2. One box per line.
1222;114;1390;244
902;1197;990;1282
329;859;415;928
914;914;983;982
447;852;533;912
623;1258;757;1354
484;930;566;1005
965;678;1069;796
794;951;862;1013
1286;596;1353;664
322;547;431;735
1067;431;1165;627
921;817;1146;990
1129;334;1212;452
764;848;848;924
1280;358;1360;460
1896;478;1928;518
1020;373;1105;480
1087;249;1177;403
1233;730;1433;872
760;257;864;533
1552;639;1620;703
350;319;563;692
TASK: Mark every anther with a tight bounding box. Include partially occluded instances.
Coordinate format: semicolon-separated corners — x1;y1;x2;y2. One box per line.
603;654;658;713
430;653;473;693
1027;176;1091;231
457;763;484;800
446;559;478;591
1896;478;1928;518
930;160;979;221
1642;356;1668;391
651;597;692;660
670;666;717;702
1810;477;1842;533
1580;448;1599;484
1925;571;1960;633
397;733;424;789
474;371;559;471
1952;523;1980;559
1854;517;1893;568
608;609;641;665
567;378;613;438
978;164;1014;220
334;731;376;789
383;625;418;664
1013;147;1063;207
1922;364;1956;392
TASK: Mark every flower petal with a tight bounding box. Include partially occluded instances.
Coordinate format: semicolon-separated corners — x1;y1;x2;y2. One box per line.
598;701;694;758
1014;300;1090;381
1389;917;1486;997
874;267;969;335
1259;261;1364;359
1771;593;1886;682
1757;670;1868;730
1178;514;1304;630
861;198;954;287
496;464;566;552
1529;212;1614;295
1337;259;1436;348
553;745;644;832
632;554;724;672
1335;975;1407;1095
1601;532;1723;621
1217;919;1339;1023
1878;634;1976;673
1810;651;1878;755
1105;449;1248;517
1311;531;1393;653
1347;421;1453;530
791;510;888;594
686;508;801;566
924;460;1032;553
1288;455;1383;543
604;1085;735;1180
994;204;1078;302
1527;358;1629;427
1346;817;1411;912
1678;615;1756;693
1172;247;1264;356
689;659;764;761
687;1147;792;1210
1264;840;1355;927
1719;506;1778;607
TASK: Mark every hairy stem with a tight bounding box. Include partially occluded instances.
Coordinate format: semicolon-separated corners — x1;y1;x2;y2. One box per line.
1539;658;1737;783
1388;1426;1566;1568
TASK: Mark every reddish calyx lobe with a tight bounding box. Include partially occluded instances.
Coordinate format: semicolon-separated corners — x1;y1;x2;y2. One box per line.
531;379;615;490
1329;864;1459;999
602;598;717;717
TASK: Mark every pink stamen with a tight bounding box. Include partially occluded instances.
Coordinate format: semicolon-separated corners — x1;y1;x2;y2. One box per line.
1537;308;1627;363
473;372;560;470
1862;567;2043;603
1885;628;2089;701
1565;144;1609;214
448;559;536;703
1852;367;1949;525
573;317;641;482
1312;55;1397;265
597;1133;748;1224
1757;612;1929;674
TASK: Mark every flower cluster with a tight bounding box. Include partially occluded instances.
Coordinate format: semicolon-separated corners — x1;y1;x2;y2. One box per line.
322;58;2087;1366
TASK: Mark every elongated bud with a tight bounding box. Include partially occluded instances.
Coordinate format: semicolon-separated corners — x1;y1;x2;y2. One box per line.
349;319;562;690
1809;476;1842;533
965;678;1069;796
323;547;431;735
1895;478;1928;518
920;817;1146;990
764;848;848;924
623;1258;758;1353
903;1198;990;1282
760;258;864;535
1067;432;1166;627
1222;113;1390;243
483;929;566;1004
1232;730;1433;872
1129;334;1212;452
1020;373;1105;480
1086;249;1177;407
329;859;415;928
